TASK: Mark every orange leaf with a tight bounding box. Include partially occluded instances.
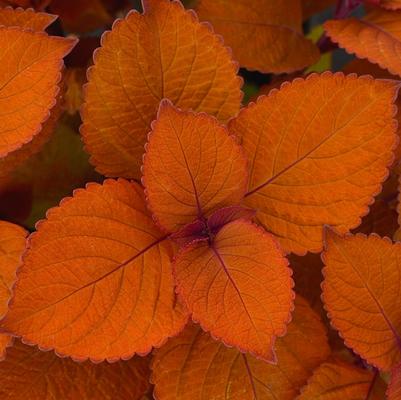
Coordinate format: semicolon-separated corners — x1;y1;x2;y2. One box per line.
0;27;76;158
196;0;319;73
81;0;242;179
142;101;248;233
64;68;86;115
388;363;401;399
151;296;329;400
298;360;384;399
0;0;51;9
322;230;401;370
0;179;188;362
173;219;293;362
381;1;401;10
228;72;399;254
0;221;27;359
0;7;56;30
325;9;401;78
0;340;150;400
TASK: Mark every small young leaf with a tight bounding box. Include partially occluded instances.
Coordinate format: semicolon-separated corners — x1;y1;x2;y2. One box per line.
325;9;401;78
143;101;248;233
0;340;150;400
0;179;188;362
173;219;293;362
298;360;384;399
228;72;399;254
323;231;401;371
81;0;242;179
0;221;27;359
151;296;330;400
0;6;56;30
0;27;76;158
196;0;319;73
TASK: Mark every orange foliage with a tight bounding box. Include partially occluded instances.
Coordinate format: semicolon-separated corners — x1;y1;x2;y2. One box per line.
0;340;150;399
228;73;399;254
325;8;401;77
323;230;401;370
197;0;319;73
152;296;329;400
81;0;242;179
0;221;27;359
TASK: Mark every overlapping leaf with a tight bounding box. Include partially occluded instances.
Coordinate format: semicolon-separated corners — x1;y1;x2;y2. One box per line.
0;179;188;362
381;1;401;10
152;296;329;400
196;0;319;73
302;0;336;19
323;231;401;371
0;221;27;358
0;16;76;175
81;0;242;179
0;340;150;400
298;360;385;399
325;8;401;78
0;6;56;30
173;219;293;362
142;101;248;233
228;72;399;254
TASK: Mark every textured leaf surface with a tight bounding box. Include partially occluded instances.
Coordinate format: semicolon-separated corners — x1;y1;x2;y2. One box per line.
325;9;401;78
152;296;329;400
173;219;293;362
81;0;242;179
0;27;76;158
0;7;56;30
388;364;401;399
197;0;319;73
0;221;27;358
228;72;399;254
323;231;401;370
298;360;383;399
0;179;188;362
143;101;248;233
0;340;150;400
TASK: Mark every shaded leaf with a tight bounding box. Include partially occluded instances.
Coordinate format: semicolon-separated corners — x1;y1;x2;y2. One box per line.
0;340;150;400
0;221;27;359
322;231;401;370
173;219;293;362
0;179;188;362
388;363;401;399
0;27;76;159
381;1;401;10
298;360;384;399
325;8;401;78
228;72;399;254
196;0;319;73
151;296;329;400
81;0;242;179
142;101;248;233
0;0;51;9
64;68;86;115
302;0;336;19
0;7;56;30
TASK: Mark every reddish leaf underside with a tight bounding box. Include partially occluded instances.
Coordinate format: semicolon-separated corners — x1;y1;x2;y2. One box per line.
0;340;150;400
388;363;401;399
152;296;330;400
0;221;27;359
173;219;293;362
81;0;242;179
323;230;401;371
142;101;248;233
228;72;399;254
0;179;188;362
197;0;319;73
325;9;401;78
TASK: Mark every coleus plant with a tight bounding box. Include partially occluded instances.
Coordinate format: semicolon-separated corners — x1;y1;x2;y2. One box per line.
1;0;401;398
